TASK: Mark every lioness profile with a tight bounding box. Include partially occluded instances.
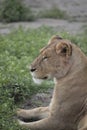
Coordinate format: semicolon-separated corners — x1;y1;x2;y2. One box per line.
17;35;87;130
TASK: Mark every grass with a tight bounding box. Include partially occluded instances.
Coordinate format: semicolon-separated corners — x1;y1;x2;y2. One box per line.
0;26;87;130
38;7;68;19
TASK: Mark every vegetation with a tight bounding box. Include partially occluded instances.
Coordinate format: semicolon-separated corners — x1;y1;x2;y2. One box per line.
0;0;35;22
0;0;69;23
38;7;68;19
0;26;87;130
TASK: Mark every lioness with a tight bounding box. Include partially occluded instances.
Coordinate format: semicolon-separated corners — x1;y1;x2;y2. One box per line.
17;35;87;130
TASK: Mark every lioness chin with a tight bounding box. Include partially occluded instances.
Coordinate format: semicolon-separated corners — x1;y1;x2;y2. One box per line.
17;35;87;130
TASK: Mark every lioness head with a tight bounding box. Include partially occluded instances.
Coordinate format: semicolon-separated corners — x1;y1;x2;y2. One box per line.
30;35;72;84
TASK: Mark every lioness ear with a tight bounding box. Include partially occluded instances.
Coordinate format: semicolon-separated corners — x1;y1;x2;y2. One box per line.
48;35;63;44
56;40;72;56
52;35;63;40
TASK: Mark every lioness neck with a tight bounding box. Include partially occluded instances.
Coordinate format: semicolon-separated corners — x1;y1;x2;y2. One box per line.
50;44;87;114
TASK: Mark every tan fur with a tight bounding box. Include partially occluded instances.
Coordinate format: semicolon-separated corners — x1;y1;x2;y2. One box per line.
17;35;87;130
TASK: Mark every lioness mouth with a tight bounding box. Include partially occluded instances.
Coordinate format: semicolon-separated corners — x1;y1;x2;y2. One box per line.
32;76;48;85
42;76;48;80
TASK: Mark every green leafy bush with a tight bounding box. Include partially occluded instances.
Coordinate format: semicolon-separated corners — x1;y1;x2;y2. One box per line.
0;0;35;22
0;27;87;130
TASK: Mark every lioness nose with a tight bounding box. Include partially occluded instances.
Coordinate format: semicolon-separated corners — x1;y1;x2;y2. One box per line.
30;68;36;72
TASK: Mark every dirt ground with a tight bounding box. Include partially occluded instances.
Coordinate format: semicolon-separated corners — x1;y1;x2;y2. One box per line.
0;19;86;35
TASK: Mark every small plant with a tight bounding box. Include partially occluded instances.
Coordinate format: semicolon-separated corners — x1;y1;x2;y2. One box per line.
0;0;35;22
38;7;68;19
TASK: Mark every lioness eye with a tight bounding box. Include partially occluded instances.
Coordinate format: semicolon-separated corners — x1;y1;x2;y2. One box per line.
42;56;48;61
61;47;67;54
